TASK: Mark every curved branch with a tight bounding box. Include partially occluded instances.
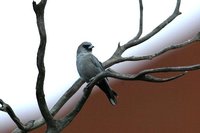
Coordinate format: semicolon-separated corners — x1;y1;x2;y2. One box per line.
118;32;200;62
33;0;56;128
138;73;186;82
0;99;25;131
110;64;200;81
13;79;85;132
88;64;200;84
0;99;34;132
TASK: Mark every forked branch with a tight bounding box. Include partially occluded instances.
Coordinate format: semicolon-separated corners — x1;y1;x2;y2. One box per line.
113;32;200;63
107;0;181;67
0;99;34;132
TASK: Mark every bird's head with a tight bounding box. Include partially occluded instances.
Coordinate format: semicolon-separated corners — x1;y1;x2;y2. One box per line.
77;42;94;54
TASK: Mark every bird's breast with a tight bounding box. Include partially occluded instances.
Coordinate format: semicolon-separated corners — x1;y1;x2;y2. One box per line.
76;54;100;82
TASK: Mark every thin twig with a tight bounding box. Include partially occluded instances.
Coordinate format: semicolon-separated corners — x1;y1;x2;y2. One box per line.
128;0;143;41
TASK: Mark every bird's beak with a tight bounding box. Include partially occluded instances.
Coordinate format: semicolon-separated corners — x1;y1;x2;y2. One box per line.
88;45;94;49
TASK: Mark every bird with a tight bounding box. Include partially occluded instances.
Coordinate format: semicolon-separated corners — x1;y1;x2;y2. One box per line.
76;41;117;105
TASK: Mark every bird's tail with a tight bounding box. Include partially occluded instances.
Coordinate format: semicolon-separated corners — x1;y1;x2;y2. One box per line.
97;79;117;105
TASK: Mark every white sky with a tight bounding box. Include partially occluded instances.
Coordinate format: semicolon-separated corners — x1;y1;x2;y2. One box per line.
0;0;200;131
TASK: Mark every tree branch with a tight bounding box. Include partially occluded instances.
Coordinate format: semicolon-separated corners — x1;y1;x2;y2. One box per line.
0;99;25;130
0;99;34;132
86;64;200;84
116;32;200;63
12;78;85;133
60;83;93;128
125;0;181;48
33;0;58;130
109;0;181;64
129;0;143;41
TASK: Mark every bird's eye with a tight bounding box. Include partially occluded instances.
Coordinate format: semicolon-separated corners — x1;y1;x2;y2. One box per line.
83;44;93;50
83;44;90;49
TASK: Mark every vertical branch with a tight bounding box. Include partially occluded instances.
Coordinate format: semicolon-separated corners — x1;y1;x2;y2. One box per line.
129;0;143;41
33;0;55;128
110;0;143;59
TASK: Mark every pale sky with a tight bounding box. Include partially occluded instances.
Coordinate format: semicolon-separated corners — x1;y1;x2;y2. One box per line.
0;0;200;131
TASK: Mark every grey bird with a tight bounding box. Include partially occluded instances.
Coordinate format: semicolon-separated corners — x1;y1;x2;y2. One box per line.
76;42;117;105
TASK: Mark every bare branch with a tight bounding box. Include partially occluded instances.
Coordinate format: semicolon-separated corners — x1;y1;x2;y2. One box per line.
138;73;186;82
119;32;200;62
33;0;56;129
110;0;181;60
138;64;200;74
129;0;143;41
108;64;200;82
125;0;181;48
12;79;85;133
60;83;93;128
0;99;34;132
87;64;200;84
0;99;25;130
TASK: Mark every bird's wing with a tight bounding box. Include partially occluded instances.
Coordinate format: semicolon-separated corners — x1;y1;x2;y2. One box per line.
89;54;110;81
89;54;105;71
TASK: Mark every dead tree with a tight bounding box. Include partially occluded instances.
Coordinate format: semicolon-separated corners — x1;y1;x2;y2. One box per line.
0;0;200;132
